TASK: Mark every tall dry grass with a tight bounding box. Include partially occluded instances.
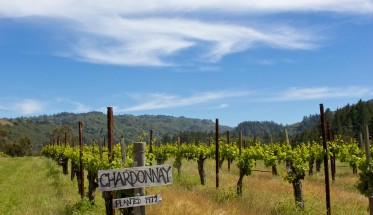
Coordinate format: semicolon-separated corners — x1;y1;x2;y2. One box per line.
147;158;368;215
0;156;369;214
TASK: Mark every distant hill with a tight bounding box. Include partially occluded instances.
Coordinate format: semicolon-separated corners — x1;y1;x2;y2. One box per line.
1;99;372;154
0;119;14;126
233;121;285;143
233;99;373;143
292;99;373;142
0;112;231;152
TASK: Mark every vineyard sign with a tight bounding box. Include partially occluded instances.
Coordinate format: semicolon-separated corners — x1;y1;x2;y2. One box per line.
113;194;162;209
98;164;172;191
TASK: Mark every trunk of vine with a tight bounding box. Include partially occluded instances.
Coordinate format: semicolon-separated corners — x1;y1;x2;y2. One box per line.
316;159;322;172
286;159;291;169
219;158;224;169
88;170;98;204
76;167;83;196
271;165;278;176
292;179;304;209
197;155;207;185
157;158;165;165
309;159;314;175
102;191;114;215
62;157;69;175
173;158;182;176
71;161;78;181
236;170;245;195
351;163;357;174
331;154;336;180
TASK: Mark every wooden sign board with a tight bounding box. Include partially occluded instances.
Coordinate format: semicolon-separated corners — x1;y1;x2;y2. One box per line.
98;164;172;191
113;194;162;209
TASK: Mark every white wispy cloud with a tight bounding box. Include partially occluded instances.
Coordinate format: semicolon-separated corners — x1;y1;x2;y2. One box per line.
14;99;45;114
271;86;371;101
1;0;372;18
55;98;90;113
1;0;371;66
119;90;250;111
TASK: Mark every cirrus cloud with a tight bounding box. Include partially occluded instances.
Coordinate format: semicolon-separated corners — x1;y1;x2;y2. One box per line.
1;0;371;66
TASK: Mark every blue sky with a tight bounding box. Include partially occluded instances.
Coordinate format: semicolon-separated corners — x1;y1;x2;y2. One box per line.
0;0;372;127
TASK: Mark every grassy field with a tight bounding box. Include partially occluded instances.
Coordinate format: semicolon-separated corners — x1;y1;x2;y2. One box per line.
0;156;369;214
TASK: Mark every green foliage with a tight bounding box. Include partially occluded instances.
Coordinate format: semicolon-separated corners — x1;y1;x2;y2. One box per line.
64;198;98;214
236;147;256;176
215;186;238;203
175;174;200;190
0;136;32;157
357;158;373;195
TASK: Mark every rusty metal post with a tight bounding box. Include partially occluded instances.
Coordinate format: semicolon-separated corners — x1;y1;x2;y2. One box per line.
320;104;331;215
215;118;219;189
79;121;84;199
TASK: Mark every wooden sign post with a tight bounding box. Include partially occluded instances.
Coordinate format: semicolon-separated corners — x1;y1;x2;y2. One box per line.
113;194;162;209
98;164;172;215
98;164;172;191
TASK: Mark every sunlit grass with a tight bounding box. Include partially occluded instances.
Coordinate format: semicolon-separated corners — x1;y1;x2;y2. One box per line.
0;156;369;214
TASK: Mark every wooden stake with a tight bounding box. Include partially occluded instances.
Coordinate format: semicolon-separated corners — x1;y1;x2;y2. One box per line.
79;121;84;199
106;107;115;215
320;104;331;215
239;131;242;156
133;142;146;215
120;135;126;166
365;125;373;215
285;129;289;144
215;118;219;189
149;130;153;165
227;131;231;171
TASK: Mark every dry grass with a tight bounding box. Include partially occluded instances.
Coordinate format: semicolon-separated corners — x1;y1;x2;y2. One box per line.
147;159;369;215
0;119;13;126
0;156;369;214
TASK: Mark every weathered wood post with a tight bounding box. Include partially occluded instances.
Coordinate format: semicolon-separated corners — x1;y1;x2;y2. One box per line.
104;107;115;215
227;131;231;171
61;132;69;175
120;135;126;166
239;131;242;156
215;118;219;189
176;135;182;176
360;133;364;152
70;135;77;181
285;129;291;169
365;125;373;215
320;104;331;215
149;130;153;165
98;129;103;160
327;122;336;181
79;121;85;199
133;142;146;215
